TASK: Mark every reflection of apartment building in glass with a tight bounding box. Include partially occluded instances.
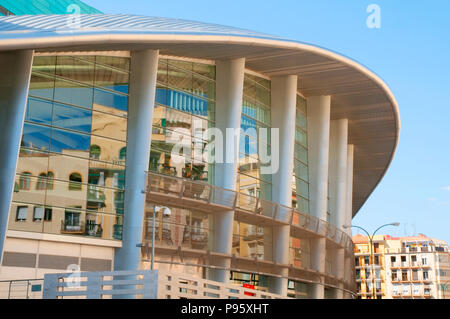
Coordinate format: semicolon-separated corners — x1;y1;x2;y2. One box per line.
0;2;400;299
353;234;450;299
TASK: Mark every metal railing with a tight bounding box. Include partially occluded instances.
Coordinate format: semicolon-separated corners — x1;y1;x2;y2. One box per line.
146;172;353;253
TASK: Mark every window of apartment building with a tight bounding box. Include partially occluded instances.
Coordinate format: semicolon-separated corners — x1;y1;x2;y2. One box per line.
89;145;101;159
16;206;28;221
376;269;381;280
412;270;418;281
411;255;417;264
392;271;398;281
374;255;380;265
36;173;48;190
19;172;32;190
424;287;431;295
355;257;360;266
356;269;361;280
44;208;52;221
68;173;82;191
64;209;81;231
364;256;370;265
401;255;406;263
33;206;45;221
402;271;408;281
423;271;429;280
422;257;427;265
391;256;396;263
402;284;409;295
374;243;379;253
392;285;399;296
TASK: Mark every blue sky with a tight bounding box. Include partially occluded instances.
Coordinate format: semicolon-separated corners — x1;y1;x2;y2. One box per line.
83;0;450;242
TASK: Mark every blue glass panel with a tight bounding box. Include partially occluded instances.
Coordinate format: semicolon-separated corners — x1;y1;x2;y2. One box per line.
239;134;257;156
26;98;52;125
50;128;90;155
29;74;54;100
241;115;257;133
94;88;128;112
156;88;208;117
155;87;169;106
108;85;129;94
22;123;51;151
52;103;92;133
54;81;93;109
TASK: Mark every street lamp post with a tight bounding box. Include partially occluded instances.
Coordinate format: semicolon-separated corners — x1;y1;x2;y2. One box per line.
151;205;171;270
440;280;450;299
344;222;400;299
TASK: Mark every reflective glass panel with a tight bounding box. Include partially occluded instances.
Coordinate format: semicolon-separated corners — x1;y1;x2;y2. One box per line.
26;98;53;125
52;103;92;133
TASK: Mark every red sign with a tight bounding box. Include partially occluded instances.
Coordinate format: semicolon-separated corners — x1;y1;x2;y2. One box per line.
243;283;256;296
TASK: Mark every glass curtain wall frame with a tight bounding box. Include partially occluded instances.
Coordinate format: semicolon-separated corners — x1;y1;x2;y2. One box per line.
292;95;310;214
150;58;216;186
9;54;130;241
238;73;272;201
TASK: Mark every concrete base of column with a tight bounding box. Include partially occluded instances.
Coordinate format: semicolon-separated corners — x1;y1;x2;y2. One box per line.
209;210;234;283
208;259;230;283
267;224;290;296
267;268;289;297
331;284;345;299
309;282;325;299
309;237;326;299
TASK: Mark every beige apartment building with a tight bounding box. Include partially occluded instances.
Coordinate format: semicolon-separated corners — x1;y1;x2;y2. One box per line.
353;234;450;299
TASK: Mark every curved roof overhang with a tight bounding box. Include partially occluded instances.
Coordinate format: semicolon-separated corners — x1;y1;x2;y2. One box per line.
0;14;400;217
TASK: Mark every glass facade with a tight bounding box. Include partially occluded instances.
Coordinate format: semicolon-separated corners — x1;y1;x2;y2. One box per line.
232;220;271;262
9;55;130;241
150;58;216;185
289;237;311;269
237;74;272;200
292;95;310;213
143;204;213;251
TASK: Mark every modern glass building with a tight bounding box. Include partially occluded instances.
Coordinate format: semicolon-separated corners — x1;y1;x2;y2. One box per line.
0;7;400;299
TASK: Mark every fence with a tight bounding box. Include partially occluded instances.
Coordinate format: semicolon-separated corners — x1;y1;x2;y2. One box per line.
158;271;291;299
43;270;158;299
41;269;290;299
0;279;44;299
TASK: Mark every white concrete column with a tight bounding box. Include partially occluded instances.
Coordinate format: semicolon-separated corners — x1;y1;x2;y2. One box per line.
345;144;354;236
344;144;355;298
344;254;353;299
306;95;331;299
329;119;348;229
0;50;34;265
268;75;298;296
330;248;345;299
210;58;245;283
114;50;159;272
328;119;348;298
